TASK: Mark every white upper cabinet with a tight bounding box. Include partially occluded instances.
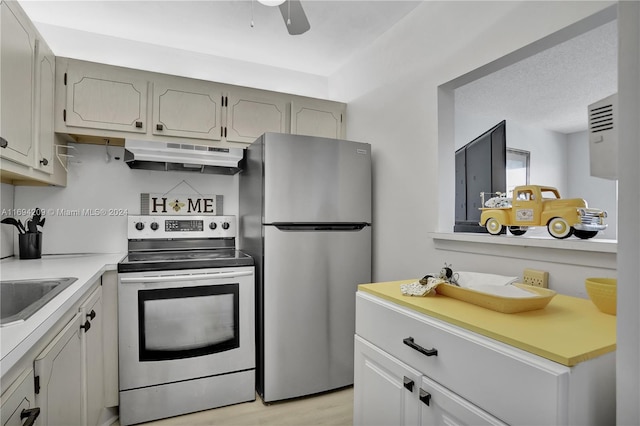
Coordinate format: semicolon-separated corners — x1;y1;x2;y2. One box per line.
0;0;36;167
55;58;347;147
225;89;288;144
35;39;55;174
63;60;148;133
291;98;346;140
152;80;223;139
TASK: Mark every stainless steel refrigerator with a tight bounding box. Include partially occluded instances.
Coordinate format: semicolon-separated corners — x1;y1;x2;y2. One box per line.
239;133;372;402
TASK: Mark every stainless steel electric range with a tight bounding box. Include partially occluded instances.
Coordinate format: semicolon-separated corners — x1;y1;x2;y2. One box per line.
117;215;255;425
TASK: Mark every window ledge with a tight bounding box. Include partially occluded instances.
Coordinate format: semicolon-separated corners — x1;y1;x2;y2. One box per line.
429;232;616;269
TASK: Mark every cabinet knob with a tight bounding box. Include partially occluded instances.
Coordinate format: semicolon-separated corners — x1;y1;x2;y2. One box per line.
40;158;48;166
87;309;96;320
20;407;41;426
156;124;164;131
403;376;414;392
0;137;7;149
135;121;143;128
403;337;438;357
80;320;91;332
419;389;431;406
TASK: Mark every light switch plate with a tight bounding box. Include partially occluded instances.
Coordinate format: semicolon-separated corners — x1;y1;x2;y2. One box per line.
523;269;549;288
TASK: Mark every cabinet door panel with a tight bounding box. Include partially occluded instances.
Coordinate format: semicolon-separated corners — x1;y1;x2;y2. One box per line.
36;40;55;174
419;376;507;426
81;286;104;426
0;368;36;426
0;1;35;166
291;99;345;139
152;81;222;139
34;313;83;426
226;91;287;143
354;336;421;426
65;63;147;133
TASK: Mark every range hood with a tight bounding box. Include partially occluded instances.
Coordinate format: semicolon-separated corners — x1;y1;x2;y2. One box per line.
124;139;244;175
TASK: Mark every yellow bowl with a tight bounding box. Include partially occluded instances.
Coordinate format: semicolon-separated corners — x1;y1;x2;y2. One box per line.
585;278;617;315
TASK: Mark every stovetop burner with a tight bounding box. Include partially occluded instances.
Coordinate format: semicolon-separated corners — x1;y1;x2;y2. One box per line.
118;215;253;273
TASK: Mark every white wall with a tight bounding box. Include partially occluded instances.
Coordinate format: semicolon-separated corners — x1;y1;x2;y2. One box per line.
13;143;238;255
35;23;329;101
1;183;15;258
566;130;617;239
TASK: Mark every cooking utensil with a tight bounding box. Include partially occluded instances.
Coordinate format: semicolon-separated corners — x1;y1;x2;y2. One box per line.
1;218;25;234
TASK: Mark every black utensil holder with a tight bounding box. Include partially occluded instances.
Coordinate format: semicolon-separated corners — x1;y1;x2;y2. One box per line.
19;233;42;259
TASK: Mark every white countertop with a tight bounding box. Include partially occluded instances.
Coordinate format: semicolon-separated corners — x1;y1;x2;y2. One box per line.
0;253;125;380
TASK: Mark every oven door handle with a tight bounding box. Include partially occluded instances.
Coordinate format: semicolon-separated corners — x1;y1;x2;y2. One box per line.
119;270;253;283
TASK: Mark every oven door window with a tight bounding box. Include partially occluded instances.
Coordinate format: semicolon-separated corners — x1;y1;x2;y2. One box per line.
138;284;239;361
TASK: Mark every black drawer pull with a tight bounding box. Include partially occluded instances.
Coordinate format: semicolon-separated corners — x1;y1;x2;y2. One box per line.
156;124;164;131
403;376;414;392
135;121;143;128
403;337;438;357
20;407;40;426
87;309;96;320
419;388;431;406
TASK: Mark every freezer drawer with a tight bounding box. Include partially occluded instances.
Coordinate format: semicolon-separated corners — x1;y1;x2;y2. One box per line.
261;224;371;401
262;133;371;224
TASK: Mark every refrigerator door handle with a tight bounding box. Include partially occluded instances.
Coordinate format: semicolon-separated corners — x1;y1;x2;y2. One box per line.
272;223;369;231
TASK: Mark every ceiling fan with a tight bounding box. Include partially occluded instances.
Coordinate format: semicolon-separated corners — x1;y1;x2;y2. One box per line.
257;0;310;35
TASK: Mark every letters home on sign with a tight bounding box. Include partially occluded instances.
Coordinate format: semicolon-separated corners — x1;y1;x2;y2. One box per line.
140;193;223;215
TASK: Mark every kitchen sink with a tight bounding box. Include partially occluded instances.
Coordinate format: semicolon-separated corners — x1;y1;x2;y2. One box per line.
1;277;78;326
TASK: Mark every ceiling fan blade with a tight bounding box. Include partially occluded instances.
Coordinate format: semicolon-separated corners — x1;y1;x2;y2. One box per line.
278;0;310;35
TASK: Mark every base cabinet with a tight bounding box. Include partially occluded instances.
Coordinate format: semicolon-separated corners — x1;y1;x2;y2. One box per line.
354;336;504;426
0;368;38;426
354;291;615;426
33;285;103;426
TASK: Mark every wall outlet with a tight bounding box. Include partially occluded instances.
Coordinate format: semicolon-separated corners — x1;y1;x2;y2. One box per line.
522;269;549;288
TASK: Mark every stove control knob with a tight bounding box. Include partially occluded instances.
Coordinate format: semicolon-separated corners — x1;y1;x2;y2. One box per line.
209;222;217;230
222;222;230;230
150;222;159;231
135;222;145;231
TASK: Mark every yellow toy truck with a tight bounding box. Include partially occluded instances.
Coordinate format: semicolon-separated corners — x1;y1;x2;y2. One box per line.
479;185;607;239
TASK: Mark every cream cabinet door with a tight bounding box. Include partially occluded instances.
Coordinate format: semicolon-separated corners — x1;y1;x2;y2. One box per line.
80;286;104;426
34;313;83;426
225;90;288;144
0;368;38;426
0;0;36;167
290;98;346;139
35;39;55;174
354;336;422;426
64;61;148;133
152;80;223;140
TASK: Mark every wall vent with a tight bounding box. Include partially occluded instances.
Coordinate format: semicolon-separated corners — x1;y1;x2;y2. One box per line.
588;94;618;180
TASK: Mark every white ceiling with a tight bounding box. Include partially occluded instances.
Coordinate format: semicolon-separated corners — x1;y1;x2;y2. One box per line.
18;0;422;76
455;19;618;134
18;0;617;134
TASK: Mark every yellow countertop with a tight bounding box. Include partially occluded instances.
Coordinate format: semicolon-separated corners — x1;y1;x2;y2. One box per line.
359;280;616;367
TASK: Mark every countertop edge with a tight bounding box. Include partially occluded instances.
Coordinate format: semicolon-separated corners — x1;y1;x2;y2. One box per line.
1;253;125;384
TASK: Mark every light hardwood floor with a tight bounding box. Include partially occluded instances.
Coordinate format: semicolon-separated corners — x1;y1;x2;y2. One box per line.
114;387;353;426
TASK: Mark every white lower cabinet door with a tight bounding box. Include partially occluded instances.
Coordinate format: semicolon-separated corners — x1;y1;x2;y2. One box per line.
34;313;83;426
1;368;38;426
419;376;507;426
354;336;422;426
80;286;104;426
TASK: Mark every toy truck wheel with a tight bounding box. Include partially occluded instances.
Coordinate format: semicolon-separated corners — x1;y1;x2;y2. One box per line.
547;217;574;239
509;226;528;236
485;218;503;235
574;230;598;239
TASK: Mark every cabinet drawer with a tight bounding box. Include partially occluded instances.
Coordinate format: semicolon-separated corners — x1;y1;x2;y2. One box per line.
356;292;569;425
